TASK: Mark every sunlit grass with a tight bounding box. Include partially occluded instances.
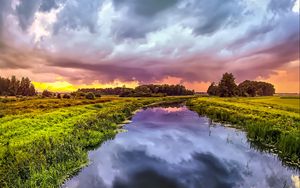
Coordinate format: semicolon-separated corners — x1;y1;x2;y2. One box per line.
187;96;300;167
0;96;189;187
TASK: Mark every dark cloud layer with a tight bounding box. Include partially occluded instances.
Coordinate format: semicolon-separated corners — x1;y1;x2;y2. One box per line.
190;0;242;35
39;0;60;12
112;152;242;188
0;0;299;89
111;0;179;39
111;0;244;39
53;0;104;33
16;0;42;30
113;0;179;17
268;0;297;13
0;0;11;37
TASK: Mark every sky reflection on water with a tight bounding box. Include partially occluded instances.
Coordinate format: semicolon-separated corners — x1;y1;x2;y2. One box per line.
64;107;299;188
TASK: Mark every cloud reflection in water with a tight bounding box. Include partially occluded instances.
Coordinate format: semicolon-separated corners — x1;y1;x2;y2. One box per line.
64;107;298;188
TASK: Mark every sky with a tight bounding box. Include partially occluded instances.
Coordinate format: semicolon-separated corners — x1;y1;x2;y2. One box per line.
0;0;299;92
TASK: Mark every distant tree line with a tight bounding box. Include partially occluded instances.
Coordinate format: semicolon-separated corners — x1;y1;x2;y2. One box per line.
78;87;132;96
207;73;275;97
0;76;36;96
40;89;98;100
78;84;194;97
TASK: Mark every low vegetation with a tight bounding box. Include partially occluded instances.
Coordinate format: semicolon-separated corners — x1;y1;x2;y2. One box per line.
0;96;118;116
0;96;190;187
187;96;300;167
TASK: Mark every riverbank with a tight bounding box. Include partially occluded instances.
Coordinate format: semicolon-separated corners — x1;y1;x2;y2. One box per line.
63;105;298;188
0;96;190;188
187;96;300;168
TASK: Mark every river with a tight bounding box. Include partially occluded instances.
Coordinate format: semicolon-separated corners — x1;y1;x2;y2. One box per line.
63;106;299;188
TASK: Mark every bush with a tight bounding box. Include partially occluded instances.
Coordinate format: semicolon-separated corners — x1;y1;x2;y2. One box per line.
62;94;71;99
57;93;62;99
42;90;53;98
85;92;95;100
75;92;86;98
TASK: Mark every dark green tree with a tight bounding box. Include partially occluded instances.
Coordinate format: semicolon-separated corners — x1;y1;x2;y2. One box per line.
8;76;20;96
255;81;275;96
28;84;36;96
238;80;256;97
207;82;219;96
42;90;53;97
63;94;71;99
85;92;95;100
218;72;237;97
0;77;10;95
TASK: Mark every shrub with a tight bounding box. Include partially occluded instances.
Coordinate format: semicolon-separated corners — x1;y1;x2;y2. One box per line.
75;91;86;98
62;94;71;99
42;90;53;98
85;92;95;100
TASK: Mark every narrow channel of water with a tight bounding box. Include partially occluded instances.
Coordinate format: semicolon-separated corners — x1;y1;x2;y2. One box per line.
63;106;299;188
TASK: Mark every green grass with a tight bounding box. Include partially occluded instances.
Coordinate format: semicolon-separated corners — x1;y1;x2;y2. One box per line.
0;96;119;116
2;95;297;187
247;96;300;111
187;96;300;168
0;96;189;188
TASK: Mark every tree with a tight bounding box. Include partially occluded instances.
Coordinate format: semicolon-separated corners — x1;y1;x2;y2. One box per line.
218;72;237;97
42;90;53;98
8;76;20;96
63;94;71;99
238;80;256;97
0;76;36;96
28;84;36;96
135;85;151;94
18;77;32;96
255;81;275;96
238;80;275;97
0;77;10;95
77;84;194;97
85;92;95;100
207;82;219;96
75;91;86;98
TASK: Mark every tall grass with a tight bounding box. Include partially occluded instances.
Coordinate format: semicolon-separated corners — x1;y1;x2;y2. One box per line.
0;97;188;187
187;97;300;168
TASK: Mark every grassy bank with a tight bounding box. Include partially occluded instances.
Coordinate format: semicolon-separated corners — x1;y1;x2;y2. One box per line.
187;96;300;168
0;96;188;187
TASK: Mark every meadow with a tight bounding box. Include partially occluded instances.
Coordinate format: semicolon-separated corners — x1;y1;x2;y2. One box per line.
0;96;189;188
187;96;300;167
1;95;299;187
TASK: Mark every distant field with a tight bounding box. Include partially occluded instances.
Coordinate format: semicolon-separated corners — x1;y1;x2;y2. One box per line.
1;95;298;187
246;96;300;111
187;96;300;167
0;96;119;116
0;96;189;187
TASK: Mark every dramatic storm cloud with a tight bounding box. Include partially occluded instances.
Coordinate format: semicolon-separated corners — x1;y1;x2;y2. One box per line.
0;0;299;92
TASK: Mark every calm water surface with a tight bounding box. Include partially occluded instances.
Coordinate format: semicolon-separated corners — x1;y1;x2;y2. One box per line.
64;106;299;188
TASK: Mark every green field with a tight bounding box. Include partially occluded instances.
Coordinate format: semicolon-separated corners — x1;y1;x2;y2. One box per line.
1;96;299;187
187;96;300;167
0;96;190;188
